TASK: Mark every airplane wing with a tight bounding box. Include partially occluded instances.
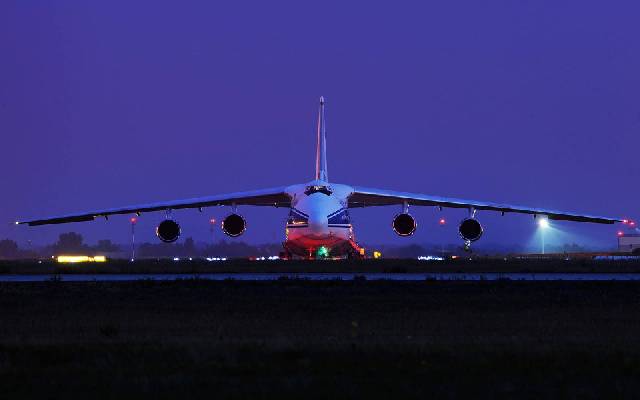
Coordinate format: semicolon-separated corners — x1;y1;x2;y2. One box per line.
17;186;292;226
348;186;621;224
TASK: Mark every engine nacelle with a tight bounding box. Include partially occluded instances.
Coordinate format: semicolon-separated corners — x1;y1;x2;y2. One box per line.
458;218;483;242
392;213;417;236
156;219;181;243
222;213;246;237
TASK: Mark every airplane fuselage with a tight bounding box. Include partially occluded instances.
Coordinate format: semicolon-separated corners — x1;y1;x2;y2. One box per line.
283;181;360;258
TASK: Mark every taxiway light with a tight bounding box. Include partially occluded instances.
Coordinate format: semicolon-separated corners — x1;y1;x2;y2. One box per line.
418;256;444;261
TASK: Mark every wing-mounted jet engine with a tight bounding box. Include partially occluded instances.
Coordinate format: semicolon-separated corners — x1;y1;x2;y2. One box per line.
392;213;417;236
156;219;181;243
392;202;417;236
459;218;483;242
458;208;483;251
222;213;247;237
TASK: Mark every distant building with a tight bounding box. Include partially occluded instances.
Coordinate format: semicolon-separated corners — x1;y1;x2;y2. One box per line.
618;234;640;253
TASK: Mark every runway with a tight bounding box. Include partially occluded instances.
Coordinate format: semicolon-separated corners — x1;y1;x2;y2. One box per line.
4;272;640;282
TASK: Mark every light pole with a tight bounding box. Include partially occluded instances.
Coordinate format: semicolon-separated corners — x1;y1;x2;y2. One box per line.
438;217;446;259
538;217;549;254
209;218;216;257
209;218;216;242
130;217;138;261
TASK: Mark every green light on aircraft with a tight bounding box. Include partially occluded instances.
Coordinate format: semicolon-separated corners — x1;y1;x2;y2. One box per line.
316;246;330;258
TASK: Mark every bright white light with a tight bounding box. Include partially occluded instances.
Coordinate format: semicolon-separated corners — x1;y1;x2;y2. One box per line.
173;257;180;261
538;218;550;229
418;256;444;261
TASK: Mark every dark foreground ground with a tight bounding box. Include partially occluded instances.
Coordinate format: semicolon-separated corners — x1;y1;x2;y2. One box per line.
1;280;640;399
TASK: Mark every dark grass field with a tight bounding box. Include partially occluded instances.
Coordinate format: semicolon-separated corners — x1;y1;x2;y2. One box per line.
2;279;640;399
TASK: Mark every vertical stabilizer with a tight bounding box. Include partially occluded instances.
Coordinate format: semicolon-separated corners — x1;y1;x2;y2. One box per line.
315;96;328;181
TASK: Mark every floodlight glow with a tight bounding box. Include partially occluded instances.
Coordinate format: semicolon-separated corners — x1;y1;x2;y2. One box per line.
536;217;550;254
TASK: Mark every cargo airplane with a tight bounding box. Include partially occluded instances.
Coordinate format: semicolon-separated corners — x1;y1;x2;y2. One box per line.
17;97;623;258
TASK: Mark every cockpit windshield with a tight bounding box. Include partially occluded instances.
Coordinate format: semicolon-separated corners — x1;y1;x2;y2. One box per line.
304;185;332;196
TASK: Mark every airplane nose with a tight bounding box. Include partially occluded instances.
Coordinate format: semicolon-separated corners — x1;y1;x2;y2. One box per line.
308;214;328;235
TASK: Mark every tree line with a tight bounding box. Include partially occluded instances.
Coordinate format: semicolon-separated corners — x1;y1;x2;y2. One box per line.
0;232;283;259
0;232;595;259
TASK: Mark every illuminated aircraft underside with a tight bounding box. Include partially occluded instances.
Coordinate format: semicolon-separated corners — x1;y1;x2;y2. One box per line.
17;97;623;259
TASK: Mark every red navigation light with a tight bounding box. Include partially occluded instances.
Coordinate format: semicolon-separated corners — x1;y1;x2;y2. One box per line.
438;218;446;226
630;221;636;227
210;218;216;224
130;217;138;224
617;231;624;237
623;219;629;224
